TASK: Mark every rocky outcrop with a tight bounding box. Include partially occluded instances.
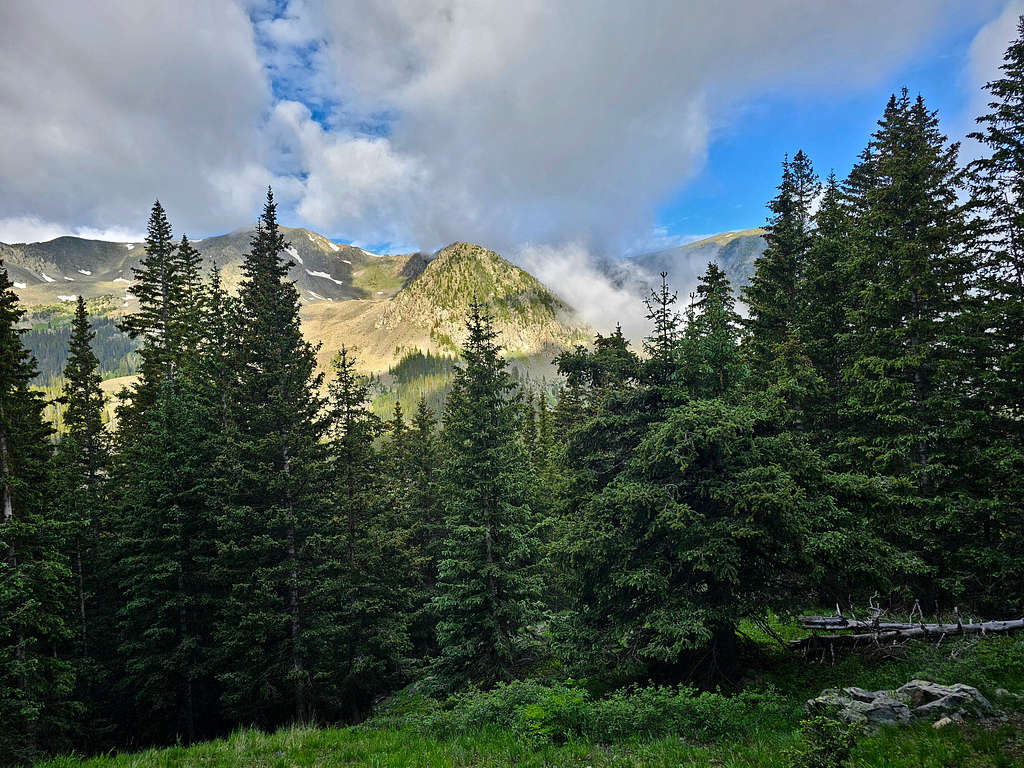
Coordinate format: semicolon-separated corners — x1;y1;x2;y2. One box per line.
805;680;994;728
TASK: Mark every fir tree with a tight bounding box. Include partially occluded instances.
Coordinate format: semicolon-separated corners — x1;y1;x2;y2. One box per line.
215;188;328;726
404;398;444;658
118;201;179;398
554;266;895;683
679;263;746;399
961;18;1024;609
798;173;850;438
117;377;222;744
431;300;541;687
310;348;413;719
743;151;819;373
841;91;979;599
54;297;115;745
643;272;681;382
0;261;75;761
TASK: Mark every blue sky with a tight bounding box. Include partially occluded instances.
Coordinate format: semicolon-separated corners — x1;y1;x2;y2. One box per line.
0;0;1018;259
654;19;998;240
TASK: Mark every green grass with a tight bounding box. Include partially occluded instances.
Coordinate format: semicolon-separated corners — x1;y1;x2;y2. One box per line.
36;631;1024;767
35;719;1024;768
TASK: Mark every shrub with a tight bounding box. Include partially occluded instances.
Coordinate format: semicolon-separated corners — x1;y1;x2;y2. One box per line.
787;716;864;768
374;680;788;744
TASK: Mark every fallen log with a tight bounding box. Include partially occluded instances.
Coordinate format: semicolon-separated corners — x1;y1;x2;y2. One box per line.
791;617;1024;651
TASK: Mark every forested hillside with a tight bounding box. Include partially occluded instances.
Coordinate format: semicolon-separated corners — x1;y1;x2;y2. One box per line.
3;18;1024;768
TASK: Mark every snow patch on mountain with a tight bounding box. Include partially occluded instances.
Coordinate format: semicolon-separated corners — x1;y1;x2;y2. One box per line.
305;269;343;286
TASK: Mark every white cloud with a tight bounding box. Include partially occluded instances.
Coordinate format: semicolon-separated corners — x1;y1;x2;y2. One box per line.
0;216;66;244
517;242;651;341
0;0;272;236
291;0;997;254
959;1;1024;158
0;216;144;244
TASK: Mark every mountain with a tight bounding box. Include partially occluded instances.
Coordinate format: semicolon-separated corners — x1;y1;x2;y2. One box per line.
1;226;427;307
619;228;767;295
3;231;590;396
303;242;591;374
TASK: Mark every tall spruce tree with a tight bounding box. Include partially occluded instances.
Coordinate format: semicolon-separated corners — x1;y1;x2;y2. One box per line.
215;188;329;726
118;201;179;402
643;272;681;383
54;297;115;745
113;209;224;744
310;348;413;719
961;18;1024;610
554;266;894;683
403;398;444;658
431;300;541;687
742;151;819;373
841;91;979;600
679;263;746;399
0;261;75;761
798;173;851;438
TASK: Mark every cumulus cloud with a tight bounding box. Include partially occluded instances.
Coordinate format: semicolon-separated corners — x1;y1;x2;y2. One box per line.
295;0;996;254
0;0;1009;312
0;0;272;237
959;0;1024;158
0;216;145;244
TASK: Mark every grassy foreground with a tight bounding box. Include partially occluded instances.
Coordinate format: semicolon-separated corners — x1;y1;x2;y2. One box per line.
36;720;1024;768
37;629;1024;767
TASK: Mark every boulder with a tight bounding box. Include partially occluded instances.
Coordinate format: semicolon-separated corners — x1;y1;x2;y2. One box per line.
805;680;993;729
805;688;911;727
895;680;993;719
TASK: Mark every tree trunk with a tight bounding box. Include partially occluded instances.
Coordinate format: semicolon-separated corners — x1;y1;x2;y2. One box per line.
792;616;1024;650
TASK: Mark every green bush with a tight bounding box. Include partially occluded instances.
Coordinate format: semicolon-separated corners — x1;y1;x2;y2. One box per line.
375;680;788;744
787;715;864;768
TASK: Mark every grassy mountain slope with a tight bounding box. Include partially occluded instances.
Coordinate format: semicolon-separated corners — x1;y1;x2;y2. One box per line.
303;242;591;375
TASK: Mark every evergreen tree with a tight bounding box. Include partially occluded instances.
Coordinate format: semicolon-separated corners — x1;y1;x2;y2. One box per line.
54;297;115;746
679;263;746;399
643;272;681;382
742;151;819;372
798;173;851;438
118;201;179;399
113;213;223;745
0;261;75;761
841;91;979;600
310;348;413;719
117;376;222;744
403;398;444;658
961;18;1024;610
215;189;328;726
554;266;895;683
431;300;541;687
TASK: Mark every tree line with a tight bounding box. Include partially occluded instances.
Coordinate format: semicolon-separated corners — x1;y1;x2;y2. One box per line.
3;18;1024;765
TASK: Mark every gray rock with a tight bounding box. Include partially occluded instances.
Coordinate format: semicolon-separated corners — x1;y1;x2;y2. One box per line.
806;680;993;729
805;689;911;727
896;681;993;719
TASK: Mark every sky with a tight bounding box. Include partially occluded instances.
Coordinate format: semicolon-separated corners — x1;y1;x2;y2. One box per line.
0;0;1019;264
